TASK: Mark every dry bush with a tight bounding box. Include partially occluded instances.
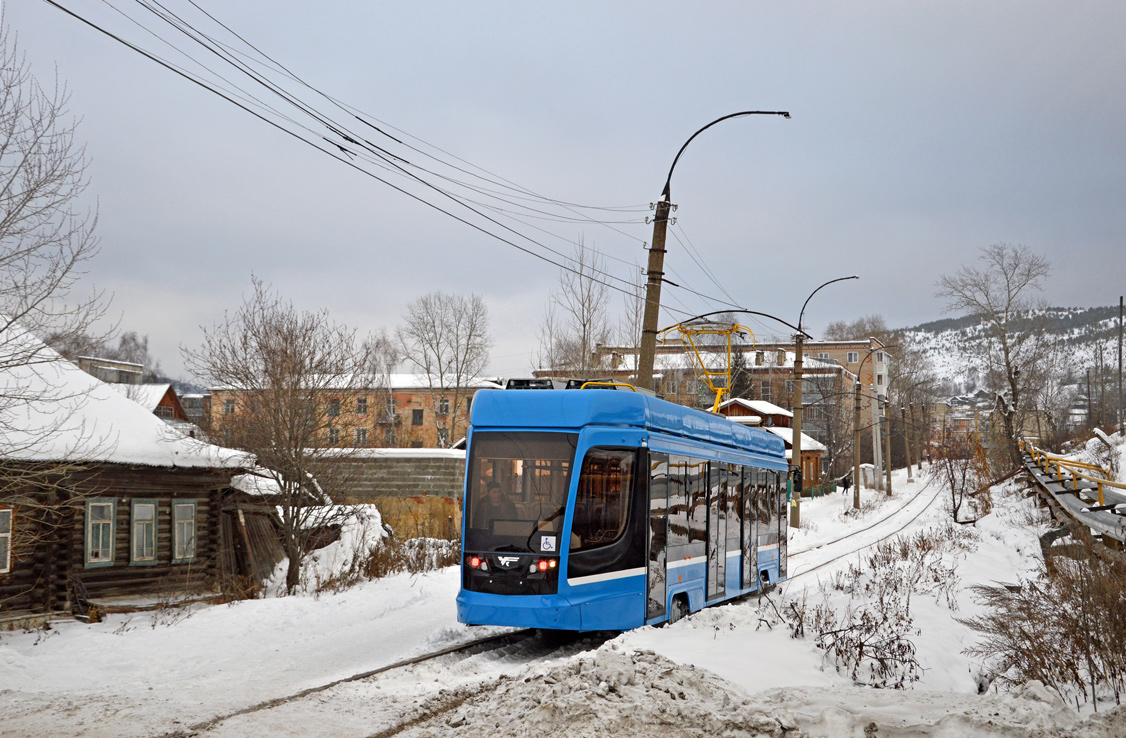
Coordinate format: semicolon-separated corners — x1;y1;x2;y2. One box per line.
314;537;461;594
788;524;977;688
808;589;921;689
962;542;1126;705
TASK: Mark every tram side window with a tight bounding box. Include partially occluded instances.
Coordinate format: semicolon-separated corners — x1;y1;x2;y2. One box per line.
649;454;669;553
667;456;689;547
687;458;708;544
726;463;742;545
756;470;772;526
572;449;635;551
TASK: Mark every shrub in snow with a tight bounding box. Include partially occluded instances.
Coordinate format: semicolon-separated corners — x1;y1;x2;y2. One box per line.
962;539;1126;707
788;523;978;689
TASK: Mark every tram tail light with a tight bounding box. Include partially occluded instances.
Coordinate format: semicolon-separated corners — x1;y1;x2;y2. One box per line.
468;556;487;571
538;560;549;572
549;559;556;569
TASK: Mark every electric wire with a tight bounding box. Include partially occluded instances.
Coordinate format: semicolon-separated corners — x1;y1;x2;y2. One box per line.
47;0;771;332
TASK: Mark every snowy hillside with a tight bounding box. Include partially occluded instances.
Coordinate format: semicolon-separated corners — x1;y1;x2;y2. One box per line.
899;305;1123;389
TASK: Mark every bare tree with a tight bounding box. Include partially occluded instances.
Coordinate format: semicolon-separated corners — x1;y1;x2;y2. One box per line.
936;243;1051;467
184;278;381;593
536;241;612;379
824;315;891;344
0;28;109;575
397;291;490;448
927;433;986;523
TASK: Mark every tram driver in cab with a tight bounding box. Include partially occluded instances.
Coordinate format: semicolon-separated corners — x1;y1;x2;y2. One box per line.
472;481;516;530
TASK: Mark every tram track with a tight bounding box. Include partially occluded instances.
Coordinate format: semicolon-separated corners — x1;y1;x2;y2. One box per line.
162;481;942;737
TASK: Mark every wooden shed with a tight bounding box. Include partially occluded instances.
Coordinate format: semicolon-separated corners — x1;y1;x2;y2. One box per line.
0;327;251;624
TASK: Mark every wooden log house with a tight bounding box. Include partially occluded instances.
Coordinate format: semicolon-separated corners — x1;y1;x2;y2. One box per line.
0;327;252;624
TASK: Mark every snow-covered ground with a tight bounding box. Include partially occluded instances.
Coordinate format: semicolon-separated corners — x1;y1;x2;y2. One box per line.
2;467;1123;737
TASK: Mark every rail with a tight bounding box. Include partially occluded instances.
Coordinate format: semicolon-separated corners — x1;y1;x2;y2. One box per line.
579;381;637;392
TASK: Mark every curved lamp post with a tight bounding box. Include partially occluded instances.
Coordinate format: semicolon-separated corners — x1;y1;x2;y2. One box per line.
636;111;791;392
791;276;859;527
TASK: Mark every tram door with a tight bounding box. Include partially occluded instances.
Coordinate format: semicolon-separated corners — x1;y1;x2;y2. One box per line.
741;467;757;590
706;462;726;601
646;453;669;620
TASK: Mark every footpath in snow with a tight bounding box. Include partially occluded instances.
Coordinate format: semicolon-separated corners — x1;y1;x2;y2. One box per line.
1;466;1124;737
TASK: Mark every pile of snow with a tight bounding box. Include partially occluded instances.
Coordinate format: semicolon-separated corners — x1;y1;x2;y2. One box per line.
434;645;797;738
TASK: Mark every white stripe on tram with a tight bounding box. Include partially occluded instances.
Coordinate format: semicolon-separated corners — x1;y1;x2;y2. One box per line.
666;555;706;571
567;567;646;587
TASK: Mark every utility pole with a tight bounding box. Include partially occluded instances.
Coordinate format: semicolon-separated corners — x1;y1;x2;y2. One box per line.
883;397;893;496
902;404;914;481
635;111;790;392
637;191;671;391
853;379;862;509
790;332;804;528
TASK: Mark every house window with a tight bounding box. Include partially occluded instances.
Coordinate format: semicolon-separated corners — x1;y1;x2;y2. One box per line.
356;398;368;416
131;500;157;564
156;405;175;418
760;380;772;402
786;380;795;394
85;499;116;568
354;427;368;447
412;409;424;426
437;428;449;446
0;508;11;575
328;399;340;417
329;427;340;444
223;399;235;415
818;352;830;360
877;374;884;386
847;351;859;364
436;397;450;415
877;352;887;364
172;502;197;563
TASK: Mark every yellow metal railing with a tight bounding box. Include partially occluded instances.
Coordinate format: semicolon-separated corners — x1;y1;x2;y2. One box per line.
1021;438;1126;508
579;381;637;392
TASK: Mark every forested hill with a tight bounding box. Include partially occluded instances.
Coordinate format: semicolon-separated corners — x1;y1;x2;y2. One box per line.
898;305;1123;390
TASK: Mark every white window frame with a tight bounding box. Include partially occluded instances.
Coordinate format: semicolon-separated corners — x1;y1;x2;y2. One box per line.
222;398;235;415
436;396;450;415
355;397;368;416
131;499;158;565
847;351;859;363
172;501;198;564
85;498;117;568
817;352;830;360
328;399;341;417
328;427;340;444
785;380;795;394
760;380;772;401
0;507;12;575
354;427;368;447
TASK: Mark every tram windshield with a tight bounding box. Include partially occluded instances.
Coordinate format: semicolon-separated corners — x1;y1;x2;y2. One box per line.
465;431;578;553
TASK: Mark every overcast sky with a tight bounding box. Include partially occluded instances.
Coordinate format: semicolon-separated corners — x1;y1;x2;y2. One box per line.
7;1;1126;380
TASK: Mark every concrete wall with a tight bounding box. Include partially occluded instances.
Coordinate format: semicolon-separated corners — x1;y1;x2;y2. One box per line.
329;449;466;539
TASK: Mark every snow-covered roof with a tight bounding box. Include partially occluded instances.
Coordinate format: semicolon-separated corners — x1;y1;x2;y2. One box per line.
209;374;503;393
110;383;173;413
719;398;793;418
0;324;251;469
763;426;827;453
230;470;284;496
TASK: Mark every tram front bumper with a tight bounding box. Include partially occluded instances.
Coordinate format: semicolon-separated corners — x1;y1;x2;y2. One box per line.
457;590;582;630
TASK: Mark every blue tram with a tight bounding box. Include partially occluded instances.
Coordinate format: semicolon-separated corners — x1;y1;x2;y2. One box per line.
456;388;789;631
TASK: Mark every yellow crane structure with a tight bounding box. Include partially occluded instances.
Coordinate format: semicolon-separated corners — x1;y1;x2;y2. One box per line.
658;320;756;413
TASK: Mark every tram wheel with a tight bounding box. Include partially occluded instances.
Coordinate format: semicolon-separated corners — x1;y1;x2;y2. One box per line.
668;595;689;624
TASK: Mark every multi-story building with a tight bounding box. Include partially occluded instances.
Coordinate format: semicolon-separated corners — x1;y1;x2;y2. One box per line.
209;374;502;449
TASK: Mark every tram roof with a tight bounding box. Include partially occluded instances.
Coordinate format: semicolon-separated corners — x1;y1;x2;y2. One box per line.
469;389;786;458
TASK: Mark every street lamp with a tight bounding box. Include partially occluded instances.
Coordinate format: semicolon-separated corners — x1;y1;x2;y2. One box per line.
636;111;791;393
790;276;859;528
